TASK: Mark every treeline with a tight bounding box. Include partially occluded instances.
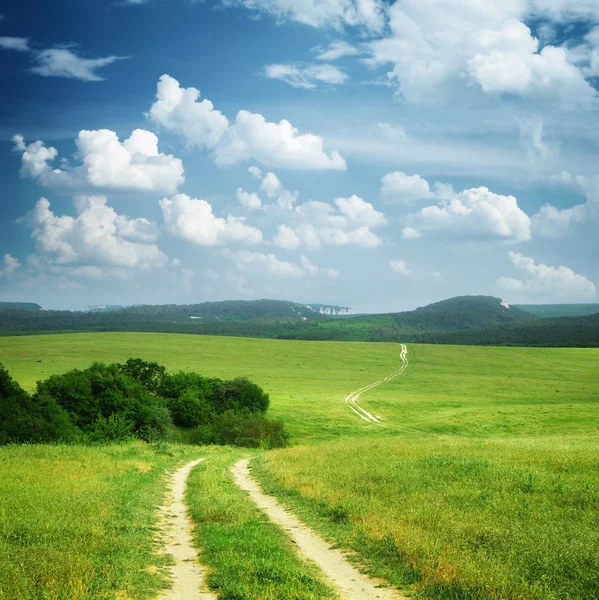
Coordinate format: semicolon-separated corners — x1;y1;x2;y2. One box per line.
1;296;598;347
0;359;288;448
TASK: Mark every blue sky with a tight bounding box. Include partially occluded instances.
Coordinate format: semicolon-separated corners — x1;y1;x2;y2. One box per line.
1;0;598;311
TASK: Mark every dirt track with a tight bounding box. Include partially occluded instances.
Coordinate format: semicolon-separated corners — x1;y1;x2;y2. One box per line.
157;459;216;600
232;458;409;600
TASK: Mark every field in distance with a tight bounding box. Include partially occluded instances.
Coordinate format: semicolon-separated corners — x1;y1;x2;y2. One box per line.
1;332;598;599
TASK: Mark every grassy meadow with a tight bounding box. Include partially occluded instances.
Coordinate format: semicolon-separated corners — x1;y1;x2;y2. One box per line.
1;332;598;599
0;442;201;600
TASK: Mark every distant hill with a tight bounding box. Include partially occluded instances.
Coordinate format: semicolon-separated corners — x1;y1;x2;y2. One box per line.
1;295;597;346
515;304;599;318
0;302;42;311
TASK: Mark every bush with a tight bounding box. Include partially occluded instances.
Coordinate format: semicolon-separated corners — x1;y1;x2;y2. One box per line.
0;364;77;444
0;358;287;448
209;410;289;449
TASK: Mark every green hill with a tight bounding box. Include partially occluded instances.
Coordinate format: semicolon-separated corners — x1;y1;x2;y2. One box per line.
0;302;42;311
515;304;599;318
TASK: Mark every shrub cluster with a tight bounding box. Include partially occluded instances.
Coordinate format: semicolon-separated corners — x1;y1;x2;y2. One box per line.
0;358;288;448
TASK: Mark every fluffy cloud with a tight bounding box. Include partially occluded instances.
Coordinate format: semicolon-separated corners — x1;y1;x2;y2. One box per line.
497;251;596;298
21;196;168;270
391;172;532;242
401;226;422;240
13;130;184;194
223;249;338;278
275;194;386;249
389;259;411;275
365;3;595;105
160;194;263;246
0;254;20;278
147;74;229;150
264;63;348;89
381;172;435;203
221;0;386;32
236;188;262;210
148;75;346;170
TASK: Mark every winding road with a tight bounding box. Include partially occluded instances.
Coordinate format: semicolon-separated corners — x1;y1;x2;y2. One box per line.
344;343;409;425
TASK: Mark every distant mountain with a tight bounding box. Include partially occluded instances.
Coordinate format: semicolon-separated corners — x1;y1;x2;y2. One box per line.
515;304;599;318
1;295;597;346
0;302;42;311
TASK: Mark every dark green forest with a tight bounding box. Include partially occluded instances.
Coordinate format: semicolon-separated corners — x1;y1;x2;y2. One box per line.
1;296;598;347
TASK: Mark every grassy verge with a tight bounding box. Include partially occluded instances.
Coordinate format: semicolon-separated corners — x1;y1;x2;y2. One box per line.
0;442;200;600
254;435;599;600
185;447;337;599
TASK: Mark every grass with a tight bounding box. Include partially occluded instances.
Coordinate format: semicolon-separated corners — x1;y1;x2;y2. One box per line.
185;447;337;599
254;436;599;600
1;333;598;599
0;442;202;600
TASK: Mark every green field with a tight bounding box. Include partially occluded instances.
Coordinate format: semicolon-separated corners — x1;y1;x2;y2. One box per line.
1;332;598;599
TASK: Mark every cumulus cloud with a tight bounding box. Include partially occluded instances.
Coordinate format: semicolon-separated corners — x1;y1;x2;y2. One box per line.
21;196;168;270
221;0;386;32
147;74;229;150
223;249;338;278
264;63;348;89
389;172;532;242
274;194;386;250
13;130;184;194
389;259;411;275
160;193;263;246
148;75;346;170
236;188;262;210
364;2;595;106
0;254;20;278
497;251;596;298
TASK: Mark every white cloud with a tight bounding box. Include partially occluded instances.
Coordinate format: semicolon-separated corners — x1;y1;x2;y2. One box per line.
497;251;596;298
378;122;409;142
315;40;360;61
0;254;20;278
223;249;338;278
0;36;30;51
13;129;184;194
30;48;126;81
364;2;595;106
264;63;348;89
160;193;263;246
260;172;282;198
381;171;435;203
148;75;346;170
389;259;411;275
236;188;262;210
273;224;301;250
147;74;229;150
276;194;386;249
401;226;422;240
221;0;386;33
394;173;532;242
21;196;168;270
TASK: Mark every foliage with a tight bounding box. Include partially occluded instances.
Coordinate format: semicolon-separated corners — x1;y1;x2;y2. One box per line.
0;358;282;447
2;295;597;346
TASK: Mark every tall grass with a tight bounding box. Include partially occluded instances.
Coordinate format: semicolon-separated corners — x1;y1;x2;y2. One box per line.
255;435;599;600
0;442;200;599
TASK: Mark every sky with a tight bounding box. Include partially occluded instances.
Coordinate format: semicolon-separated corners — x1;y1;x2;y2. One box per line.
0;0;598;312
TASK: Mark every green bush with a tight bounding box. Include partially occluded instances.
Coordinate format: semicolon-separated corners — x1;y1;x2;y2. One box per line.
0;358;286;448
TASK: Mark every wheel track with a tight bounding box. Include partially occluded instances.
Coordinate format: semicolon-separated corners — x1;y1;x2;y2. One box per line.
344;344;409;425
